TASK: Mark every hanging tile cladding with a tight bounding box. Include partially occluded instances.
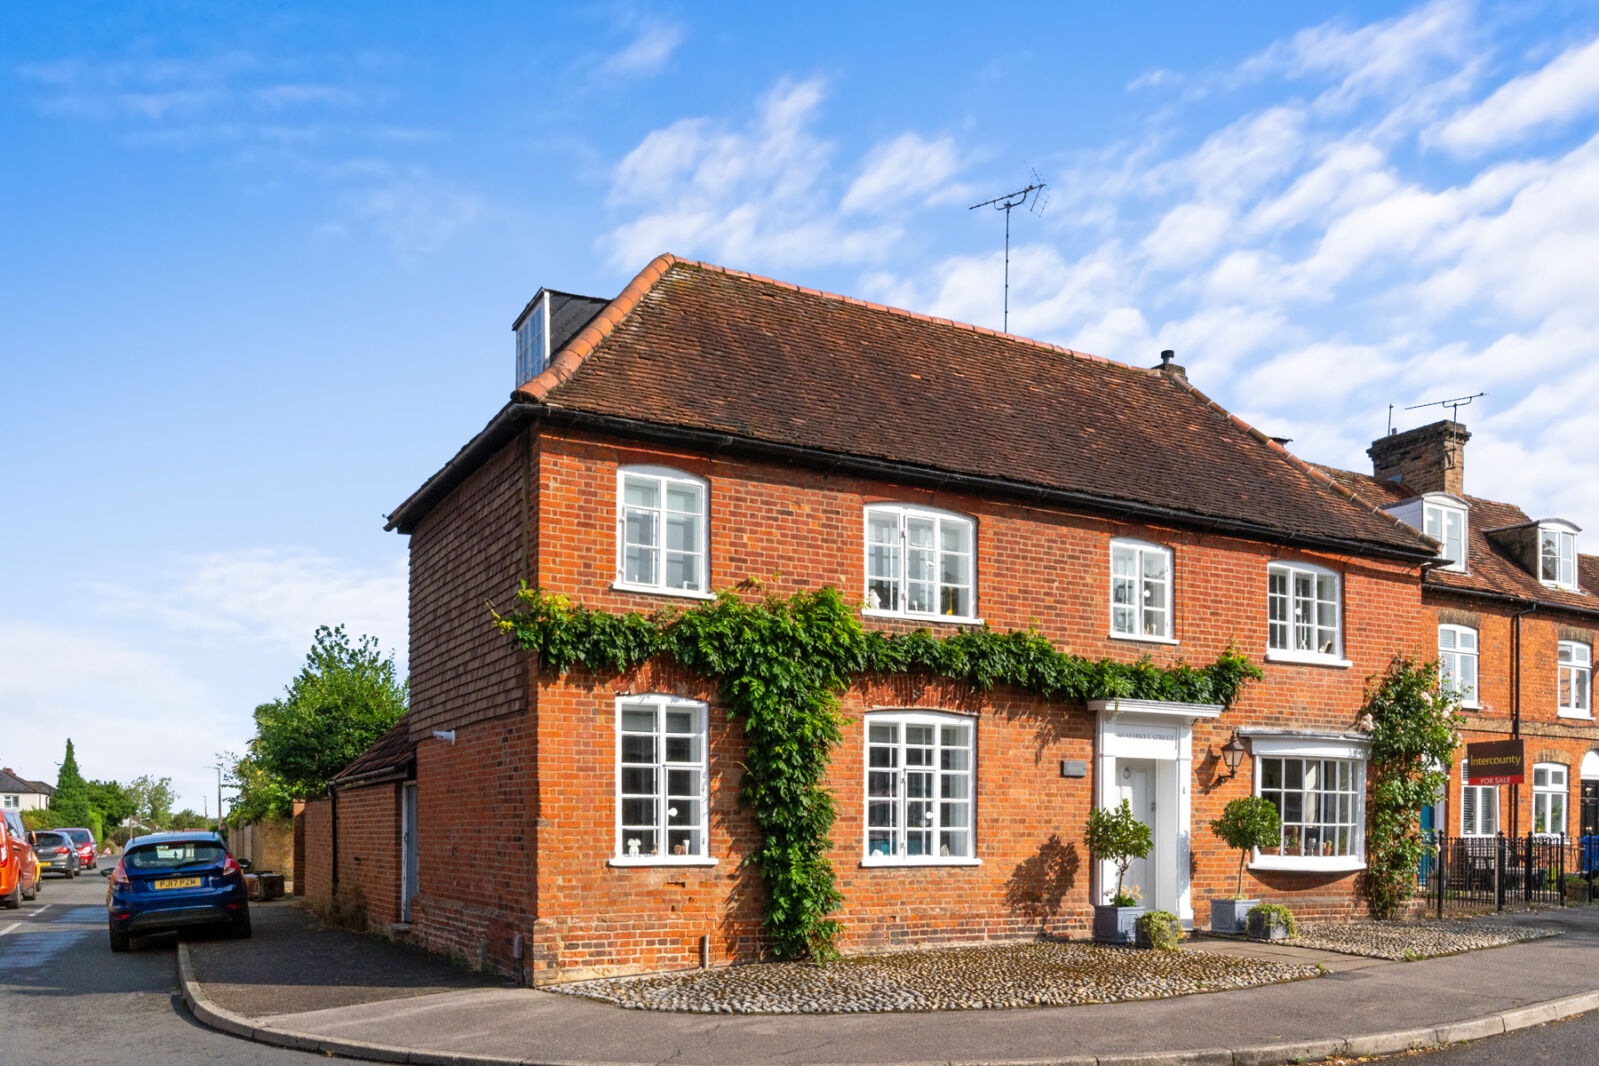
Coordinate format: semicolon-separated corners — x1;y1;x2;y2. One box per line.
528;259;1429;558
406;429;532;740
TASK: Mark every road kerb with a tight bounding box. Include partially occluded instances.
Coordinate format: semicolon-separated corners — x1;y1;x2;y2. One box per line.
175;945;1599;1066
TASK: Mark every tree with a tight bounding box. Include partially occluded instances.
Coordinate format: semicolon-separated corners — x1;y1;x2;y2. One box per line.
125;775;177;829
1085;799;1153;906
253;625;407;800
222;747;295;824
1210;796;1282;898
85;779;136;830
168;809;209;831
48;739;92;827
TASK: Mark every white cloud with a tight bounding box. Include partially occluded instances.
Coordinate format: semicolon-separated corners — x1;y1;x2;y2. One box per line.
1141;202;1232;268
1432;36;1599;155
329;162;483;259
597;18;684;78
841;132;961;213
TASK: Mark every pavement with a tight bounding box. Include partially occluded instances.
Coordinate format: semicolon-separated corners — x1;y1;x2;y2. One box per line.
178;901;1599;1066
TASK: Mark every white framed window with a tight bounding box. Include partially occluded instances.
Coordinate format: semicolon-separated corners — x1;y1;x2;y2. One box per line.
863;505;977;622
1266;561;1345;664
1110;539;1174;642
1560;642;1592;718
612;695;713;865
1424;501;1467;571
1540;524;1578;590
1532;763;1568;837
615;467;711;598
1;795;16;809
1460;777;1498;837
1255;755;1364;866
863;711;977;865
1438;625;1479;708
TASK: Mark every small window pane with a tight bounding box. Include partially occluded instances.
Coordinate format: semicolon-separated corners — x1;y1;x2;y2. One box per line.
666;484;700;513
621;735;656;763
621;709;656;733
624;479;659;509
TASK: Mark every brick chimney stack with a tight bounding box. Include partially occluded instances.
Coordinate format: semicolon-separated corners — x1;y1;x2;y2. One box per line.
1368;420;1470;496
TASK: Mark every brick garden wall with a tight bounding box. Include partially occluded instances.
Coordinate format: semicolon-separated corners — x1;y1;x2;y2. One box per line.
521;428;1429;981
301;798;332;907
333;782;404;929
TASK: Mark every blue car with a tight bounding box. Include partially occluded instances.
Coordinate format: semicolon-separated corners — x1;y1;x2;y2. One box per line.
105;832;251;952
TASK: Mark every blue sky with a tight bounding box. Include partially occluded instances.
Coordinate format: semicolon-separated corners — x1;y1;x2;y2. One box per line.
3;1;1597;813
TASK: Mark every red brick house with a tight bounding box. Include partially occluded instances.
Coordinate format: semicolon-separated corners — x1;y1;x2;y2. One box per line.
308;254;1445;984
1323;422;1598;849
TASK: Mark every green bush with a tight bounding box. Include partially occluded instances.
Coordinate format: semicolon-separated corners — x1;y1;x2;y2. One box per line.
1248;903;1297;938
21;808;70;831
1209;796;1281;897
1136;910;1182;951
1085;800;1153;907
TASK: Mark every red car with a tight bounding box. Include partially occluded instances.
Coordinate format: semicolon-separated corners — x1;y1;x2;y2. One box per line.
2;813;41;908
60;828;98;870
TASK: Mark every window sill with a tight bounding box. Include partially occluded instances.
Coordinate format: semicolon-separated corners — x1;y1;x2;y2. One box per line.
1249;855;1366;873
862;608;985;627
1557;710;1594;720
610;582;716;602
1459;701;1482;711
860;856;982;868
1265;650;1353;669
1109;633;1179;646
606;856;719;868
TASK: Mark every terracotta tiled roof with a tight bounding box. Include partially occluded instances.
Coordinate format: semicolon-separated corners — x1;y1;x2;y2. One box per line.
509;255;1433;559
1319;465;1599;616
332;720;416;787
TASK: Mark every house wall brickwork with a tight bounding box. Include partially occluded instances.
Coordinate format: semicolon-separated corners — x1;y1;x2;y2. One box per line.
301;798;332;905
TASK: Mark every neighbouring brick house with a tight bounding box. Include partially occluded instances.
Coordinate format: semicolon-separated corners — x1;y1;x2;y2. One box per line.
311;254;1450;985
1323;422;1599;848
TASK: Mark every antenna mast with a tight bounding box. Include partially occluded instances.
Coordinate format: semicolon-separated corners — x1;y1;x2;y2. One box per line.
969;170;1047;333
1404;392;1486;425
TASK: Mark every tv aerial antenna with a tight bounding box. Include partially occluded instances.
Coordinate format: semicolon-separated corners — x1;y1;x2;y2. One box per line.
1386;392;1486;434
969;168;1048;333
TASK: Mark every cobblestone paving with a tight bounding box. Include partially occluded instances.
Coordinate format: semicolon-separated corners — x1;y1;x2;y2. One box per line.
558;942;1322;1014
1285;918;1558;960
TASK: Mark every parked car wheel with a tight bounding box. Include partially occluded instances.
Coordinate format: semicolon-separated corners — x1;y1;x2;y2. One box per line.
108;927;129;953
1;883;18;910
22;879;37;901
229;912;252;939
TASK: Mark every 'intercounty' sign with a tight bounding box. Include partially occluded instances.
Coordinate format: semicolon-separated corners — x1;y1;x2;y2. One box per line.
1465;739;1525;786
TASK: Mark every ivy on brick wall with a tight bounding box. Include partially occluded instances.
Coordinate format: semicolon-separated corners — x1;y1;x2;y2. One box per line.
496;583;1262;960
1360;656;1463;919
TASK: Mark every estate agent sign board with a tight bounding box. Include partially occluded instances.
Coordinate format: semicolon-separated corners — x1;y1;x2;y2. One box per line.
1466;739;1525;786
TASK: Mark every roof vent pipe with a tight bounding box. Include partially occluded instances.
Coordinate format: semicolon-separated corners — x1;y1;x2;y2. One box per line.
1153;349;1187;383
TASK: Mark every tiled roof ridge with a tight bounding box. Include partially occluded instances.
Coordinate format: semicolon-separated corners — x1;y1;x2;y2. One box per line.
512;253;1145;404
1169;384;1431;547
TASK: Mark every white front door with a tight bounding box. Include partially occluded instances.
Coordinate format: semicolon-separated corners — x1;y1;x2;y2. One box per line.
1117;759;1158;905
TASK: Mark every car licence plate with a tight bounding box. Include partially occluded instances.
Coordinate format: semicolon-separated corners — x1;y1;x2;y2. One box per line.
153;877;203;890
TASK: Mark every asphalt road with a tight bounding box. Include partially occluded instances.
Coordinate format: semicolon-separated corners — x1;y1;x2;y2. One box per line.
0;866;318;1066
1409;1010;1599;1064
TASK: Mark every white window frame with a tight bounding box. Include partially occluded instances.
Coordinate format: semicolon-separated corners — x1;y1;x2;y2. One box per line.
614;466;714;600
1248;735;1367;872
1559;641;1592;719
1;795;16;809
1265;561;1348;666
1539;523;1579;590
1109;538;1176;643
1532;762;1568;838
1438;624;1480;709
1424;500;1468;572
1460;772;1499;837
610;695;716;867
862;504;980;624
862;710;979;867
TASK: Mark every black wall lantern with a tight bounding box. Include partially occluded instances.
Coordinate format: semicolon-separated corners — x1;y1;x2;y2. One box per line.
1217;731;1248;781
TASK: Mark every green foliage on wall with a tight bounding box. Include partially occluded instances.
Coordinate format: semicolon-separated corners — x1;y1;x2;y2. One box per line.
497;583;1262;960
1360;656;1463;919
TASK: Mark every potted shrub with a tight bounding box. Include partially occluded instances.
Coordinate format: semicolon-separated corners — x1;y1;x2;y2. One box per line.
1246;902;1296;941
1135;910;1182;951
1086;799;1153;944
1207;795;1280;934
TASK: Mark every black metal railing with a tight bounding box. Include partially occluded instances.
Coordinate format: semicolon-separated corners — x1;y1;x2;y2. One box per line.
1428;833;1567;915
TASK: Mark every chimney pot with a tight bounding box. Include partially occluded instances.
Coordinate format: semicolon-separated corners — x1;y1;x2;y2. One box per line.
1367;419;1470;496
1153;350;1187;382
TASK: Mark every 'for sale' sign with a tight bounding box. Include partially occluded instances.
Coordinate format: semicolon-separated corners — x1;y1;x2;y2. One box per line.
1466;739;1525;786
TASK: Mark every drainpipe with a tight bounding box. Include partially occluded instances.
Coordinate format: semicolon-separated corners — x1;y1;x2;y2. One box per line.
328;783;339;894
1510;602;1539;841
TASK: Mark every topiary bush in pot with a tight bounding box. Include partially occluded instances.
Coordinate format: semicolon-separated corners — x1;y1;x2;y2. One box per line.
1208;795;1280;933
1086;799;1153;943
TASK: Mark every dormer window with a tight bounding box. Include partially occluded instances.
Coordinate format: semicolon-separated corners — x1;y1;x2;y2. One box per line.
514;293;550;386
1540;523;1578;590
1424;500;1467;572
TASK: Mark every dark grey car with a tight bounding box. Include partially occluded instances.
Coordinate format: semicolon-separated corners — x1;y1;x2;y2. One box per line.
30;831;81;877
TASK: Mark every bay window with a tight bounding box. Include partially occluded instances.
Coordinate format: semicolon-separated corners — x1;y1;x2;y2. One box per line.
1248;734;1367;871
864;712;976;864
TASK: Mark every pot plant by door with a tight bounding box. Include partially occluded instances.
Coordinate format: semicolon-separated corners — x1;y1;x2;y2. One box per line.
1246;903;1297;941
1086;799;1153;944
1207;795;1281;934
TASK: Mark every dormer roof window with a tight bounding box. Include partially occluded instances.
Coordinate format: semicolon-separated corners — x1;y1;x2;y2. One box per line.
1540;522;1579;590
514;292;551;387
1382;493;1468;573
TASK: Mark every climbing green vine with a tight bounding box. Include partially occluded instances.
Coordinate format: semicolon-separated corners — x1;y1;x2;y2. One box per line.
496;583;1262;960
1360;656;1463;919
